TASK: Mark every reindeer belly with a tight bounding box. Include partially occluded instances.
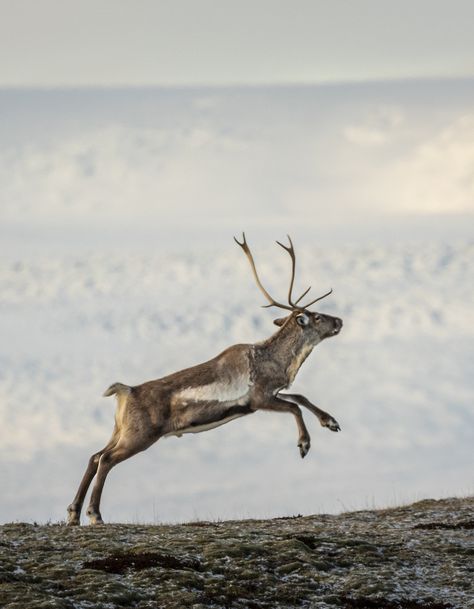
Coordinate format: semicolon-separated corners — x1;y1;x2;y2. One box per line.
167;374;253;437
178;408;252;435
165;402;252;437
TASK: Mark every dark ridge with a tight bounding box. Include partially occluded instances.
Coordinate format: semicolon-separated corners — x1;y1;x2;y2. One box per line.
273;513;303;520
293;534;318;549
338;596;453;609
82;551;202;574
413;520;474;530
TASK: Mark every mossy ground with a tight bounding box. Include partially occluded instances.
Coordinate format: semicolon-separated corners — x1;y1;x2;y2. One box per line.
1;497;472;609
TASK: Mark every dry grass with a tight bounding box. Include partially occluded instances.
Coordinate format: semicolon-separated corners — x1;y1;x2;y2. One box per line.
1;496;472;608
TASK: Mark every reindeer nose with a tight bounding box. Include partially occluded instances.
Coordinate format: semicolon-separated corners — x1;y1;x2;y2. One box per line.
333;317;343;334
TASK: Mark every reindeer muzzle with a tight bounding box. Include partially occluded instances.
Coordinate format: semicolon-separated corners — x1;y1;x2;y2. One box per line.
331;317;343;335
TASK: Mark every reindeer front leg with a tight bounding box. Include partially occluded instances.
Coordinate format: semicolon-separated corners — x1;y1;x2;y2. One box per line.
278;393;341;432
254;396;311;458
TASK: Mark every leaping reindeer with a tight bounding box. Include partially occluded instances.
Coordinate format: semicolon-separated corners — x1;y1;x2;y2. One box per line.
67;234;343;525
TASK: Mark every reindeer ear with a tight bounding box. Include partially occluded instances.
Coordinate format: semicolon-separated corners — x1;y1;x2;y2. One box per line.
273;316;289;327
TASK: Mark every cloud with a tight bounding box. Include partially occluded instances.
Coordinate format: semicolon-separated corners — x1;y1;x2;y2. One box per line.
0;104;472;229
336;111;474;215
0;124;260;224
389;115;474;214
343;125;389;147
342;105;404;147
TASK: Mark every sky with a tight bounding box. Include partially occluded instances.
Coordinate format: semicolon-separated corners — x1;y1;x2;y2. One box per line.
0;0;473;241
1;0;473;87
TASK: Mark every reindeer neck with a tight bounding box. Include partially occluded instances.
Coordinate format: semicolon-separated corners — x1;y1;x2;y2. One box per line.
254;321;315;388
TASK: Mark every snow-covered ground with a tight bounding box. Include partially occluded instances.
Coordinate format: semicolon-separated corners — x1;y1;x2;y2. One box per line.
1;240;473;523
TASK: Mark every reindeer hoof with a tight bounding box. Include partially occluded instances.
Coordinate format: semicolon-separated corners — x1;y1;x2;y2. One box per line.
66;505;80;526
323;417;341;432
298;439;311;458
86;508;104;525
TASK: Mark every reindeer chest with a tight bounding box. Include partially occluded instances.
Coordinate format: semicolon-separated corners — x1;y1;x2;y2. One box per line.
285;344;314;386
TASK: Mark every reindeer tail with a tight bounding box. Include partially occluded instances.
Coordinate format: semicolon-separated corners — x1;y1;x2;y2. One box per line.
103;382;131;397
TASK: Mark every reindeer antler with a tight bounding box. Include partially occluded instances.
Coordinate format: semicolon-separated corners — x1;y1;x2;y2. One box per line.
276;235;318;308
235;233;333;311
301;287;333;308
234;233;294;311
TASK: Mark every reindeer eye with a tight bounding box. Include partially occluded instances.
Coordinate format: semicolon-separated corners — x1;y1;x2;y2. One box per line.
314;315;322;323
296;314;309;327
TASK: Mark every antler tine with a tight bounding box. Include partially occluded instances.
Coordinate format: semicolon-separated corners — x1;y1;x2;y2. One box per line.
235;233;293;311
301;287;333;308
276;235;314;308
293;285;312;306
276;234;300;307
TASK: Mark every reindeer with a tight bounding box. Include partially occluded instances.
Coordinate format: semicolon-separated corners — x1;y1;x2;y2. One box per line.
67;234;343;525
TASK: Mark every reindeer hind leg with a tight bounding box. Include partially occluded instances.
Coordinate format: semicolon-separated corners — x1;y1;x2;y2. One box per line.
85;435;157;525
66;427;119;526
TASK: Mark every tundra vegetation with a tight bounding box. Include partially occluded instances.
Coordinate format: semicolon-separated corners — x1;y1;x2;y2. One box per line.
1;497;472;609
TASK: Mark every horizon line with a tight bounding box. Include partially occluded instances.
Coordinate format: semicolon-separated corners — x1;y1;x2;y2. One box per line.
1;74;473;92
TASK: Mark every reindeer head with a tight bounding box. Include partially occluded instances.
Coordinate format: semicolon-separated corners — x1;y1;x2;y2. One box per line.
234;233;343;345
